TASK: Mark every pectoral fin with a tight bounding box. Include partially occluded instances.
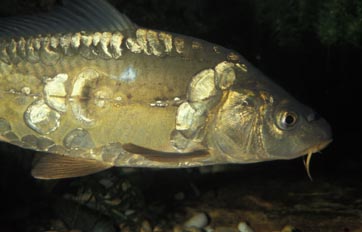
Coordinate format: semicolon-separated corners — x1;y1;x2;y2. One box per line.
32;153;112;180
122;143;209;162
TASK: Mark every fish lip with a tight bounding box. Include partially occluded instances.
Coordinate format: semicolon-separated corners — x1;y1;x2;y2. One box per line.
298;139;333;157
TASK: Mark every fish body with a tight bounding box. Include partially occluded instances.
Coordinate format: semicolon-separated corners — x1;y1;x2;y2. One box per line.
0;29;238;165
0;0;332;179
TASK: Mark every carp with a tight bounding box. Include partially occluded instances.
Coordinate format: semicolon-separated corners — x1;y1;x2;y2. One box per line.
0;0;332;179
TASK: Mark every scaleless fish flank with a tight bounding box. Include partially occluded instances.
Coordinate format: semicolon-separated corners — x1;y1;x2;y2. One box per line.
0;0;332;179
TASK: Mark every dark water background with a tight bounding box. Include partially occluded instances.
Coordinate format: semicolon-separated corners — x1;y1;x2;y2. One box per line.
0;0;360;231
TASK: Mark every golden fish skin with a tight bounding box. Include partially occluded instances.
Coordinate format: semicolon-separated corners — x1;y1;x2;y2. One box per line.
0;0;332;178
0;29;240;166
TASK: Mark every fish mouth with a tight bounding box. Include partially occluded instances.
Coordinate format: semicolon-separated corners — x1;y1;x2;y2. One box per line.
300;139;333;180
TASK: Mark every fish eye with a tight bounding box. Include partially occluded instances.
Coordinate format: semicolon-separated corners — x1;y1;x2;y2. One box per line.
278;111;298;130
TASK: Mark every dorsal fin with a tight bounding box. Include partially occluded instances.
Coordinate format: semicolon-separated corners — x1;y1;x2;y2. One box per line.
0;0;137;38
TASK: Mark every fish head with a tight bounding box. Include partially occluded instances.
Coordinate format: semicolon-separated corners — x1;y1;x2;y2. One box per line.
208;66;332;163
260;97;332;160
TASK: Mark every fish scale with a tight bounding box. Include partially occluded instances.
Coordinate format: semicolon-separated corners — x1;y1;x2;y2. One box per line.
0;0;332;179
0;28;237;162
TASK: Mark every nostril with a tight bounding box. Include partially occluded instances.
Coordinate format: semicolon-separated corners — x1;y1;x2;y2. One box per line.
307;111;321;122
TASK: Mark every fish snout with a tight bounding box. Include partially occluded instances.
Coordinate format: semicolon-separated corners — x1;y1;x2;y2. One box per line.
306;110;333;143
306;111;321;122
